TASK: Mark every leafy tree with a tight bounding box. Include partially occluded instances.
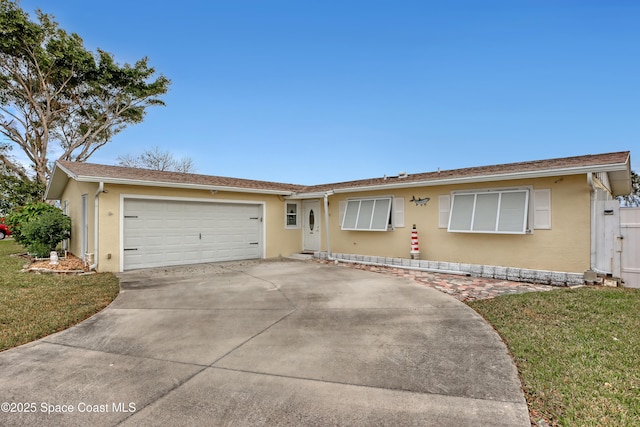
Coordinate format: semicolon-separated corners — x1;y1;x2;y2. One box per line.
20;208;70;256
116;146;196;173
618;170;640;207
0;143;44;215
0;172;44;214
0;0;170;185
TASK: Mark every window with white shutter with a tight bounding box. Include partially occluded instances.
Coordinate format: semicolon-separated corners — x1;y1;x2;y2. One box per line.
341;196;402;231
448;189;530;234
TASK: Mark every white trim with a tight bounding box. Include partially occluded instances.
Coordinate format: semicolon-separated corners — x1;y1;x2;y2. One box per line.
74;175;294;196
119;194;266;272
120;194;267;204
325;162;630;195
286;192;330;200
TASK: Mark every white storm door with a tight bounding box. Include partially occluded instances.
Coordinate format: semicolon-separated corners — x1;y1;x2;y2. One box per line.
302;200;321;252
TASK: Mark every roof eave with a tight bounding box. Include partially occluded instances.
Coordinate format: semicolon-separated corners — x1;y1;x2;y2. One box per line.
301;162;632;196
73;176;296;196
608;169;632;197
44;162;76;200
286;191;333;200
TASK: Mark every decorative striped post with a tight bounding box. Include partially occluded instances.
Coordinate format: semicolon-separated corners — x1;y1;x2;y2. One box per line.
410;224;420;259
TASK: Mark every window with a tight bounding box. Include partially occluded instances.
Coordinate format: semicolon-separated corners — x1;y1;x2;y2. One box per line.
341;197;394;231
285;202;299;228
448;189;529;234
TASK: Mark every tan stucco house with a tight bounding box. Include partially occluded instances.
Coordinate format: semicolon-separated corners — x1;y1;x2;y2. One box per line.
45;151;632;284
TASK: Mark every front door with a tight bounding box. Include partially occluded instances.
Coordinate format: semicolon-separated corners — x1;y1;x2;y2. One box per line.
302;200;321;252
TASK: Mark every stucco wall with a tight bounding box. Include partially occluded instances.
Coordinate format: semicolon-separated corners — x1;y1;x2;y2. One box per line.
58;173;592;274
60;180;98;261
325;175;591;273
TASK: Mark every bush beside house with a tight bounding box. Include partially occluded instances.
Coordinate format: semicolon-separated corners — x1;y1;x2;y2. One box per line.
5;202;71;257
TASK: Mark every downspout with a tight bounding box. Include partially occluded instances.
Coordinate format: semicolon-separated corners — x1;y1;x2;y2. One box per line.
90;182;104;271
588;172;599;273
323;192;332;259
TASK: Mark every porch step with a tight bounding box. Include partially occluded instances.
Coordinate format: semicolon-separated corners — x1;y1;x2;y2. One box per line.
286;253;314;261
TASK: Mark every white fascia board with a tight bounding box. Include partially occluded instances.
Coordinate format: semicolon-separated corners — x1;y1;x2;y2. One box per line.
326;163;631;195
55;161;79;180
73;176;295;196
286;192;331;200
44;162;76;200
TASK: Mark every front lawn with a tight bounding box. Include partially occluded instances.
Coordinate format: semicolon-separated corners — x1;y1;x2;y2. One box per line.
469;286;640;426
0;240;120;351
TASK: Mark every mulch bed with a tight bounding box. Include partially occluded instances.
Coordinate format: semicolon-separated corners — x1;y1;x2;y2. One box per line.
21;253;92;274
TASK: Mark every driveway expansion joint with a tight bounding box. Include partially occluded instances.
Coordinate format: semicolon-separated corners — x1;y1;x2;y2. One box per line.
209;308;298;366
39;340;212;368
208;365;525;405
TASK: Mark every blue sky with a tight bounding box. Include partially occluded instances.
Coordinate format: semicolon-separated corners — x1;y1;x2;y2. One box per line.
16;0;640;185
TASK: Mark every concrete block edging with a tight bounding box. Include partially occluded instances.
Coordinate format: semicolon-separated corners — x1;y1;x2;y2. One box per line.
315;252;581;287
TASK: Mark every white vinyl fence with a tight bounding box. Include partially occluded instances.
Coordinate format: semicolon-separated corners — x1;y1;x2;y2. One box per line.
620;207;640;288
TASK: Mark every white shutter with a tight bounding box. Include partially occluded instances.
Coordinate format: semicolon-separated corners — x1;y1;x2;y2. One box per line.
393;197;404;228
534;189;551;229
438;195;451;228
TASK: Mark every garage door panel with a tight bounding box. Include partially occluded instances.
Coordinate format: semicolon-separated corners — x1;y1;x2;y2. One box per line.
123;199;262;270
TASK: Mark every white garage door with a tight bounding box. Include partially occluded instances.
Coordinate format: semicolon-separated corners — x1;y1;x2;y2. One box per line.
123;199;263;270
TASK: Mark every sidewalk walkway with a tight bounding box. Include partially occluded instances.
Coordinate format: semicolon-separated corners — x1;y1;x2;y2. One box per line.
320;260;557;302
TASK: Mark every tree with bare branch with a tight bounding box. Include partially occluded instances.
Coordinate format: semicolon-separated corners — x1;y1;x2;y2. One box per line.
0;0;170;185
117;146;195;173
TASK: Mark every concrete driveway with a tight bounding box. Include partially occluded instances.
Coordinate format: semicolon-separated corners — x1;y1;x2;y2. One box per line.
0;260;529;426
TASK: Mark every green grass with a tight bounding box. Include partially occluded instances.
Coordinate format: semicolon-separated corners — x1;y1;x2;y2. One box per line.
468;287;640;427
0;239;120;351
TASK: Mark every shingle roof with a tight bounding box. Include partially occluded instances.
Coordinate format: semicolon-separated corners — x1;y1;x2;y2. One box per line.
55;160;305;193
49;151;631;199
303;151;631;193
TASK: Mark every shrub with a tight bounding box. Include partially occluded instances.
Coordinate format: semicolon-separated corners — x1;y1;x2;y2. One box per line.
6;203;70;257
5;202;59;245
